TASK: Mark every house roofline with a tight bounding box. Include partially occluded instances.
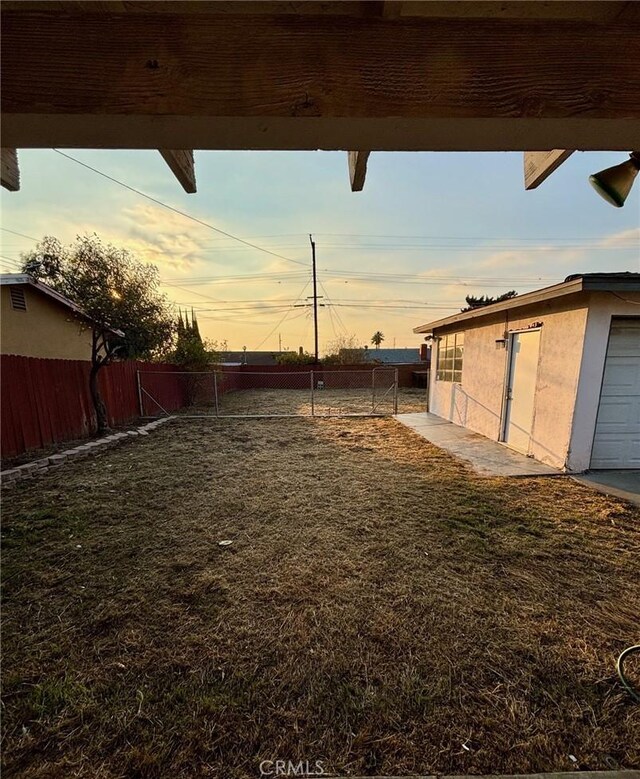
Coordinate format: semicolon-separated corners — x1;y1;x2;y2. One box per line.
413;273;640;334
1;273;124;337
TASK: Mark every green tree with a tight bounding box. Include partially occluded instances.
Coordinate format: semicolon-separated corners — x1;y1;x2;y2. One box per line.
170;314;226;406
172;310;217;370
21;234;175;433
461;290;518;312
371;331;385;349
276;351;315;365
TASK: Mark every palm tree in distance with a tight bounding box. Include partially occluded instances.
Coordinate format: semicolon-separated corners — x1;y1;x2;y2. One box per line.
371;331;385;350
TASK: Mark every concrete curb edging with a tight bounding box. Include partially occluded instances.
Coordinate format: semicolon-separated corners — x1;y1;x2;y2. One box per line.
1;416;174;489
570;473;640;507
343;773;640;779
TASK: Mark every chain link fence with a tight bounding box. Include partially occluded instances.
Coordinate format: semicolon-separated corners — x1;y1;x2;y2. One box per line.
137;367;425;418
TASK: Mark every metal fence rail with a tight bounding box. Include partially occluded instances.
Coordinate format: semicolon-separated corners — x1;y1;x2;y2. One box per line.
137;368;402;418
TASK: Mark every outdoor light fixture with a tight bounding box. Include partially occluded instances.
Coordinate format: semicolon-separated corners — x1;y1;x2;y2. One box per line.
589;152;640;207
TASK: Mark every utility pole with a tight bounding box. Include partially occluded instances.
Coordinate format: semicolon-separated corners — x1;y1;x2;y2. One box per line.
294;236;323;357
310;234;319;363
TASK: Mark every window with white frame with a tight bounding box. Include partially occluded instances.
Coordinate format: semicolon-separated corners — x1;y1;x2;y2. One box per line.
436;332;464;382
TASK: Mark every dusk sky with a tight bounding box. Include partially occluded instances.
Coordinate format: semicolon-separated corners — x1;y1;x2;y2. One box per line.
1;149;638;353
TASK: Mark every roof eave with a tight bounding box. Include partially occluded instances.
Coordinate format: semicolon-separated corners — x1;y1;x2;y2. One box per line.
413;278;586;334
1;274;124;338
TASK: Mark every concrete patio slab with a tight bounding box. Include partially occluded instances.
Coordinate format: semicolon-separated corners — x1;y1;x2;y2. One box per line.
395;413;561;478
573;470;640;507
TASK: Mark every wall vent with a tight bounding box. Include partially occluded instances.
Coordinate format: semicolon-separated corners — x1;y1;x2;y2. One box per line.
9;287;27;311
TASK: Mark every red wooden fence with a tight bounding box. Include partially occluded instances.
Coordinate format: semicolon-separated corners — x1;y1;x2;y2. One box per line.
2;357;427;460
0;356;181;459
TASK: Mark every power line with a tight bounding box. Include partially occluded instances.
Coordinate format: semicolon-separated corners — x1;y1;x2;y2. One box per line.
158;273;560;287
0;254;557;285
313;231;640;243
321;268;560;281
161;271;307;285
52;150;309;268
177;296;464;306
325;302;340;340
169;298;317;307
327;303;457;310
318;279;350;337
121;240;638;255
0;255;24;269
0;227;40;242
253;279;312;351
300;308;313;348
208;308;298;314
294;243;638;252
168;233;309;243
160;266;563;284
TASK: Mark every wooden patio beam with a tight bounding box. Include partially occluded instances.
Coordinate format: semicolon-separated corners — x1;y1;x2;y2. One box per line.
2;13;639;151
524;150;574;189
1;148;20;191
158;149;197;193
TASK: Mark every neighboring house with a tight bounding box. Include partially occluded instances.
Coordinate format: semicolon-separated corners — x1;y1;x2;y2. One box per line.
364;347;425;364
1;274;118;360
414;273;640;472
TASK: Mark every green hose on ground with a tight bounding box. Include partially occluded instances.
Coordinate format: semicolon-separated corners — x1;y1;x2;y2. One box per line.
617;645;640;703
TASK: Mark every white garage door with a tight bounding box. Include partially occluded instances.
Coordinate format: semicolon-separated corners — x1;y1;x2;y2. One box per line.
591;318;640;469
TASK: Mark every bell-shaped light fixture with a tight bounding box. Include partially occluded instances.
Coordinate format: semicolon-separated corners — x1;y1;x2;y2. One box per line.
589;152;640;207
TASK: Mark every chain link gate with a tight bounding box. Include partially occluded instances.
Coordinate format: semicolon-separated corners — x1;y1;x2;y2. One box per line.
137;368;399;419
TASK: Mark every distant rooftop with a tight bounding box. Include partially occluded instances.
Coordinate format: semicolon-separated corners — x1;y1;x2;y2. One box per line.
220;350;282;366
365;347;423;364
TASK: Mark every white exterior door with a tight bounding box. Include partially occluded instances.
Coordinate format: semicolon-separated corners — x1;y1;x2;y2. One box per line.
591;318;640;469
503;330;541;454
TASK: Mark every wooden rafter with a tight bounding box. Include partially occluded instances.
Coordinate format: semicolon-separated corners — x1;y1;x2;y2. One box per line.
1;148;19;191
381;2;403;19
348;151;370;191
158;149;197;193
524;150;574;189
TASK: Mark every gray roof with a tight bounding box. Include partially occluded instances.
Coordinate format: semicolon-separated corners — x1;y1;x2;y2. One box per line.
221;351;282;366
365;348;422;364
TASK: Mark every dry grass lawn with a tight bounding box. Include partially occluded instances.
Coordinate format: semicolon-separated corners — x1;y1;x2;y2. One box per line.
2;407;639;778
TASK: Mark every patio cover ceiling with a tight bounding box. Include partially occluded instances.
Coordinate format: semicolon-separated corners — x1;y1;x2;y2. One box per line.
2;1;639;193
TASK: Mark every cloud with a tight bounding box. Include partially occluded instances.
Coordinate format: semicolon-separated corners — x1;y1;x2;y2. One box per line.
119;204;216;272
598;227;640;248
476;245;584;270
61;203;216;275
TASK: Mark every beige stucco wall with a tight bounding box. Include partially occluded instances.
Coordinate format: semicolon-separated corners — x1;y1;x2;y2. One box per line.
1;285;93;360
429;293;590;470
